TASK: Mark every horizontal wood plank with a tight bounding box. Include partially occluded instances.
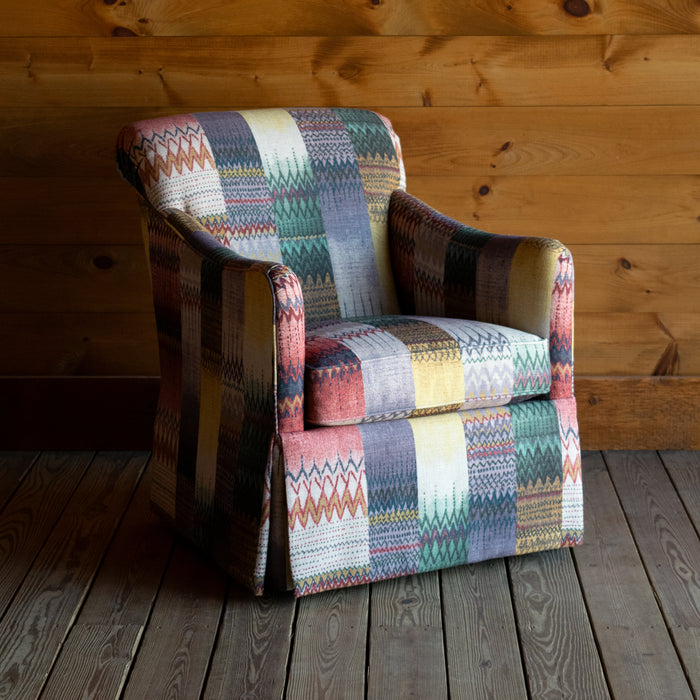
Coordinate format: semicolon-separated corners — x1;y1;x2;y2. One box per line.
4;35;700;108
578;376;700;450
4;0;700;36
2;243;696;319
0;313;159;375
575;312;700;376
569;244;700;315
0;377;159;450
6;175;699;247
4;106;700;179
0;245;152;313
410;175;700;245
0;177;140;245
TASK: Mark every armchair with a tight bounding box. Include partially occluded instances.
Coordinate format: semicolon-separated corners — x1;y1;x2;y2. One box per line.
117;108;582;596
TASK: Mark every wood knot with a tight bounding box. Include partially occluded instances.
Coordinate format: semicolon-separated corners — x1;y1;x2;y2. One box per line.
619;257;632;270
500;141;512;152
93;255;114;270
112;26;138;36
479;185;490;196
564;0;590;17
338;62;361;80
103;0;118;4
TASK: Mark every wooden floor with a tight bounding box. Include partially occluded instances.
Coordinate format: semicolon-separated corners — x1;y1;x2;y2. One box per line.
0;451;698;699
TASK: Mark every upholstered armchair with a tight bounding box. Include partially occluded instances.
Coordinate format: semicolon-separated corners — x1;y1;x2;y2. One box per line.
117;108;582;596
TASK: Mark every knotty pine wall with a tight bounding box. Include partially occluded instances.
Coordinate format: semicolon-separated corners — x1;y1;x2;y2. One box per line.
1;0;699;448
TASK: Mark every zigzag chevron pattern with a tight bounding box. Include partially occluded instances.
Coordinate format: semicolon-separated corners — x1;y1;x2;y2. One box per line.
550;251;575;399
117;108;582;597
462;407;518;562
305;315;551;426
360;420;420;579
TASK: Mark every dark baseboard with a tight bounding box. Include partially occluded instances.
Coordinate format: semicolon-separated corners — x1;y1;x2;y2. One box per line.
1;375;698;451
0;376;159;450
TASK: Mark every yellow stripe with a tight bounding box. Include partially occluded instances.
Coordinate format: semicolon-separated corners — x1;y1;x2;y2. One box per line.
508;238;562;338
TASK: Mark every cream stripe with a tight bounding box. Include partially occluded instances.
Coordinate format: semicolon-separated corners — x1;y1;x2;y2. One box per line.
411;412;469;519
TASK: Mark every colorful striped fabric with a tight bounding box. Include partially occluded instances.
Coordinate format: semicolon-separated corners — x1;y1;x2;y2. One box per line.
283;398;580;596
116;108;583;597
305;315;551;425
117;108;403;323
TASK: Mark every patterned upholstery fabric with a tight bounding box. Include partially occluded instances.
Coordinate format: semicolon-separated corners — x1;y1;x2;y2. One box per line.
283;397;580;596
117;108;404;323
116;107;583;597
305;316;551;425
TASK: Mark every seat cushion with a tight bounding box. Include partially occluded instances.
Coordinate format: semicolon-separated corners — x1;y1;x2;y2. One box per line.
305;315;551;426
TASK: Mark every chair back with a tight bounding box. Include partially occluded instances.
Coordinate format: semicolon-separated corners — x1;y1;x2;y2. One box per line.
117;108;405;321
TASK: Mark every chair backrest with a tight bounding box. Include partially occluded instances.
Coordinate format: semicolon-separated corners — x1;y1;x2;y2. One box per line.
117;108;405;321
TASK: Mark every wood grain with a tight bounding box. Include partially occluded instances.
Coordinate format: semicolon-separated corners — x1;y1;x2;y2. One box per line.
1;243;695;317
572;451;693;700
410;175;700;245
0;451;37;511
0;451;93;614
0;176;140;245
4;174;700;247
570;245;700;315
509;549;609;699
74;462;173;627
0;244;151;314
367;572;447;699
122;541;226;700
441;560;527;700
575;312;700;376
0;452;146;699
286;585;369;700
661;451;700;532
5;106;700;178
4;0;700;36
4;35;700;108
39;624;143;700
605;450;700;696
0;312;158;375
204;588;296;700
41;467;170;696
577;377;700;450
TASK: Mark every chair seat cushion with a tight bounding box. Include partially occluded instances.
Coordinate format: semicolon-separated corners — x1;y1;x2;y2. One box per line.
305;315;551;426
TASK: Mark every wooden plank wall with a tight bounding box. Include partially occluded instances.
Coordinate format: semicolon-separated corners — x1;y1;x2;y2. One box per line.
1;0;699;448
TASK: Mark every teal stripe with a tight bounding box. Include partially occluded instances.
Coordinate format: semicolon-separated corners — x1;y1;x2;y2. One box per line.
240;109;340;320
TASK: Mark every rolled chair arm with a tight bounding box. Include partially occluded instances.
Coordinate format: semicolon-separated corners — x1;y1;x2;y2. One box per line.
144;203;304;592
389;190;574;399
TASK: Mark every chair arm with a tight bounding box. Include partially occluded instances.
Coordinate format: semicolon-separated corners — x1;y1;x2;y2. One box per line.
151;205;305;435
389;190;574;399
